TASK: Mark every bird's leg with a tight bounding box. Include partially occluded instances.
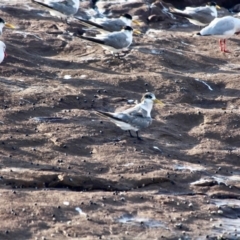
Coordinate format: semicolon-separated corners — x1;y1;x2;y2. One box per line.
222;39;230;53
128;130;134;138
219;39;223;52
136;131;143;141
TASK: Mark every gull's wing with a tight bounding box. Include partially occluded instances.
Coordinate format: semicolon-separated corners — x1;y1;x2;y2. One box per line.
75;17;110;34
96;19;126;32
78;31;132;50
200;16;235;36
122;104;149;118
76;18;125;33
96;110;152;130
184;6;209;13
188;8;215;24
32;0;78;15
170;6;215;24
103;31;132;49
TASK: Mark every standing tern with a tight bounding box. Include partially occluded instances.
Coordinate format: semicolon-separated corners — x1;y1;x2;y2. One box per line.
96;92;163;140
0;18;15;35
32;0;80;18
169;1;220;27
76;13;141;33
0;41;6;64
77;26;140;55
197;16;240;53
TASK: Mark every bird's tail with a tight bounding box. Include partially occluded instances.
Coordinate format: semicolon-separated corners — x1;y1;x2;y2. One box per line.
32;0;54;10
75;17;103;29
169;7;194;19
76;35;105;45
74;17;110;34
96;110;122;122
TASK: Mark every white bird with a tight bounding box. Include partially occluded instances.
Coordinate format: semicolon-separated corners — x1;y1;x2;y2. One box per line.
169;1;220;27
76;13;141;33
32;0;80;18
0;41;6;64
96;92;163;140
77;26;140;55
0;18;15;35
197;16;240;53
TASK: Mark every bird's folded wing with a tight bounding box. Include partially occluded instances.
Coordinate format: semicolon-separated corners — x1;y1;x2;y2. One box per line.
99;19;125;32
32;0;55;9
189;8;215;23
78;35;105;45
123;105;148;118
201;18;235;35
102;33;129;49
96;110;130;123
75;18;106;29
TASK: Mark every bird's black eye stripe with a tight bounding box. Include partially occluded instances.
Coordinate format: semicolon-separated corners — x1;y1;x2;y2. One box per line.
209;1;217;6
145;94;152;99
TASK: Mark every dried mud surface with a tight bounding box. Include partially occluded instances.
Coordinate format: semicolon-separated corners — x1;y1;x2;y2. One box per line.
0;1;240;240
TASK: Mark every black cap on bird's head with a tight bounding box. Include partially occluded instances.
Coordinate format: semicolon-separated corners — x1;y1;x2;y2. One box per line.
207;2;220;8
0;18;5;24
141;92;164;104
90;0;99;9
121;13;132;20
123;26;133;31
207;1;216;6
143;93;154;100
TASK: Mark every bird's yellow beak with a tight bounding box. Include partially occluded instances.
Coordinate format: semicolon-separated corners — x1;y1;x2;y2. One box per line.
154;99;164;105
5;23;15;29
133;29;141;35
132;19;141;26
216;5;221;9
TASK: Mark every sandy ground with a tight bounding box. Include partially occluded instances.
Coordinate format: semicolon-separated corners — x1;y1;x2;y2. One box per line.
0;1;240;239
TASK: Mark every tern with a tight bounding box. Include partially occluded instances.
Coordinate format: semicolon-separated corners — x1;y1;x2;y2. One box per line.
169;1;220;27
0;41;6;64
96;92;163;140
197;16;240;53
77;26;140;55
32;0;80;18
0;18;15;35
76;13;141;33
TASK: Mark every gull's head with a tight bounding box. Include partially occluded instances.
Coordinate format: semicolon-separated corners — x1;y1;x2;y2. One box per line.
207;2;221;9
121;26;141;35
0;18;15;35
120;13;133;26
141;92;164;105
0;18;5;35
122;26;133;35
120;13;141;26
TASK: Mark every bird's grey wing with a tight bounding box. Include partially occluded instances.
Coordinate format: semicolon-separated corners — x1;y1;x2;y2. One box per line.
123;104;149;117
201;18;235;35
132;116;152;129
190;8;216;24
51;0;77;15
100;19;125;32
131;108;148;118
104;32;131;49
184;6;204;12
116;112;152;129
